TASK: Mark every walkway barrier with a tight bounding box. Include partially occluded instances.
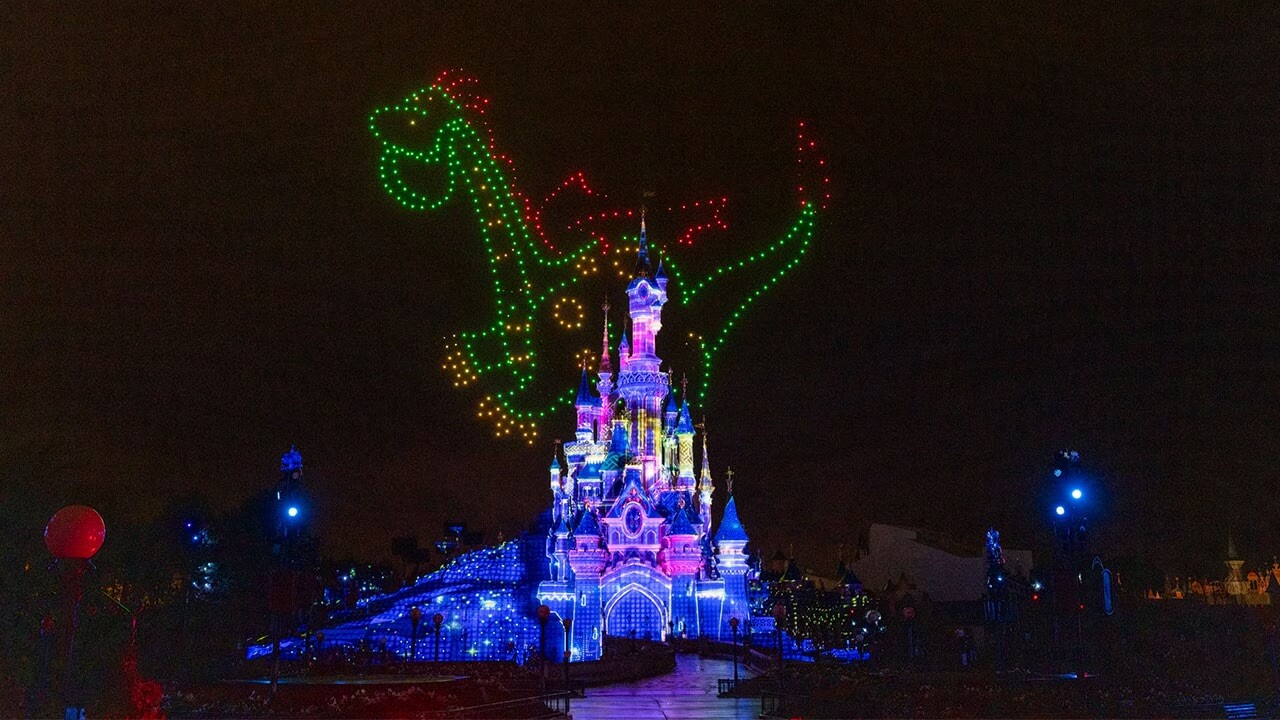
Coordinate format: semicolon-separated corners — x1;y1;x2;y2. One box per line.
422;691;571;719
761;691;782;718
716;677;741;696
760;690;879;719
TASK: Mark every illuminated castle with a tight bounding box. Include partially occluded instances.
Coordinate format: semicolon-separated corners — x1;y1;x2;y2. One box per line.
537;215;752;659
251;220;753;663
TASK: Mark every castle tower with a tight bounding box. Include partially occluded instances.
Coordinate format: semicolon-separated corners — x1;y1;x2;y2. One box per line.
675;400;696;492
665;498;702;637
618;213;669;482
548;449;562;494
535;212;753;656
696;424;714;528
574;366;597;442
715;489;752;636
566;505;607;658
597;302;614;431
662;377;679;477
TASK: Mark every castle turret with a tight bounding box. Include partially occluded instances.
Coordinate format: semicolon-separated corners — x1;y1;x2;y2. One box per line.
549;449;562;493
597;302;614;431
574;366;597;441
715;491;751;636
618;329;630;372
675;400;696;492
567;504;607;657
696;423;714;528
665;498;702;637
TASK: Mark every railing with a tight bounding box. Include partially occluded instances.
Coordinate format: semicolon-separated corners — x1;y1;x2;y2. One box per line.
717;677;740;696
760;690;878;719
422;691;572;718
760;691;783;718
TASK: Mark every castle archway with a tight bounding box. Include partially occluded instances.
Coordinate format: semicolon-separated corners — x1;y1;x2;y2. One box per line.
603;584;666;641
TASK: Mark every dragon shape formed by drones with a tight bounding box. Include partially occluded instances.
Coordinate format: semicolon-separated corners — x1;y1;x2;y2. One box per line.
369;70;828;442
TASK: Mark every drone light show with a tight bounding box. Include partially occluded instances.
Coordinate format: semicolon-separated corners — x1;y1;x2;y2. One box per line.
368;70;828;442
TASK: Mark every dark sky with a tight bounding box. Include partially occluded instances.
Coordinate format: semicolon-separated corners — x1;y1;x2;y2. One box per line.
2;4;1277;574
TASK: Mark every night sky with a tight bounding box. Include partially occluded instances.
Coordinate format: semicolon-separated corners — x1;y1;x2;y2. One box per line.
3;4;1277;574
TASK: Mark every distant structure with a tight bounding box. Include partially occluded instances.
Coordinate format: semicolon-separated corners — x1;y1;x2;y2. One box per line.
249;218;754;662
847;524;1033;603
1151;537;1280;606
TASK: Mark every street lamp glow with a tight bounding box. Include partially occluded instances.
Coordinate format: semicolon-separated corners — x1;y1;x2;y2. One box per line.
1071;488;1082;500
1055;505;1066;516
287;506;299;518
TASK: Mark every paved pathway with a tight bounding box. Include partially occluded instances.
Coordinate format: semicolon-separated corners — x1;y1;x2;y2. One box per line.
570;654;759;720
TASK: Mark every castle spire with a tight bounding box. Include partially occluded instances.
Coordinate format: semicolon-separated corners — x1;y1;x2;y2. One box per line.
549;439;563;491
575;363;594;406
598;299;612;375
634;208;651;277
698;417;711;483
696;416;714;526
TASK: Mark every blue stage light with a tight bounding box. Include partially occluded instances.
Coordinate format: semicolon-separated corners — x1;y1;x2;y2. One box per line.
1071;488;1082;500
1055;505;1066;516
288;506;299;518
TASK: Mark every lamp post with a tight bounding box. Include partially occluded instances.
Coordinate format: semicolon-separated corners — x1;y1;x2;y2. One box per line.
409;606;422;670
729;617;741;688
45;505;106;720
1051;450;1090;676
562;617;573;715
772;603;787;698
432;612;443;665
537;605;550;695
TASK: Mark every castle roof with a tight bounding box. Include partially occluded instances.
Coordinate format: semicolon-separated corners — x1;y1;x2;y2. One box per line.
677;400;694;434
633;215;652;279
553;512;571;536
573;509;600;537
715;495;750;543
657;489;695;518
605;467;654;517
575;367;597;407
666;504;697;536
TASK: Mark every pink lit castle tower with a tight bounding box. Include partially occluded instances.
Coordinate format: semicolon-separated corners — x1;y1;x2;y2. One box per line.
537;215;752;659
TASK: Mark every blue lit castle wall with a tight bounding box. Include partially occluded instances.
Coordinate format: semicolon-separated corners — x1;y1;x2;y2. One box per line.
253;220;755;663
249;531;558;662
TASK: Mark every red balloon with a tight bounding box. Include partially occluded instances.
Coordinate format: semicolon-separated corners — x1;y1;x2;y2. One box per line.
44;505;106;559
